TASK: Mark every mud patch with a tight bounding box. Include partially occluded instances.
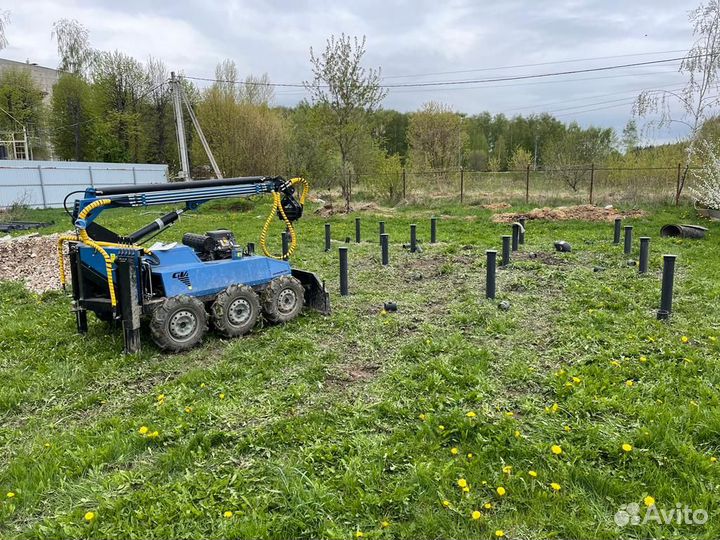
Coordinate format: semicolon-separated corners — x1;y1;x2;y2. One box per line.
493;204;645;223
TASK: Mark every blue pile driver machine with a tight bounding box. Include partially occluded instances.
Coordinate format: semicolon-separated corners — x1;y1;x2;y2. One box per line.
59;176;330;354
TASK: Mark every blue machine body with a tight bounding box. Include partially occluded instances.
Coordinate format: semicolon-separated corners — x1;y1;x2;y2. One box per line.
78;244;292;298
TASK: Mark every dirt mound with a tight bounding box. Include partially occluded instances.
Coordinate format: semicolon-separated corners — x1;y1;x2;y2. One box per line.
0;233;70;294
492;204;645;223
314;202;395;217
481;202;512;210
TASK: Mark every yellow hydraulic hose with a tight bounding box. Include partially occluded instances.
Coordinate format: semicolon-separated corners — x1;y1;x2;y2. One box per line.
259;177;309;260
75;199;118;308
57;233;79;289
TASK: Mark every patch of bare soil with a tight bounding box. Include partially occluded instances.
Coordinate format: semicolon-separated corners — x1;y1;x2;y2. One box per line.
325;363;380;389
481;202;513;210
314;202;396;218
492;204;645;223
0;233;70;294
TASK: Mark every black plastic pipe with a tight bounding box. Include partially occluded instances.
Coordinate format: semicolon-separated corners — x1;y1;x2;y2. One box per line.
431;217;437;244
519;217;526;245
614;218;622;244
486;250;497;299
624;225;633;255
380;233;389;266
339;247;349;296
502;235;511;266
324;223;331;252
657;254;677;320
379;220;385;240
639;237;650;274
355;217;361;243
512;223;520;251
410;224;417;253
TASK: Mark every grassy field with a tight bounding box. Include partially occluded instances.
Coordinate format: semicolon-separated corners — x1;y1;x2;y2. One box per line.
1;199;719;539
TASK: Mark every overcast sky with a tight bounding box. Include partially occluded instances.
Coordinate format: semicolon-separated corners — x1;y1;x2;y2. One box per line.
2;0;701;142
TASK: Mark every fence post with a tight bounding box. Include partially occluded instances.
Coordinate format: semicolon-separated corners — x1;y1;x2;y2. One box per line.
88;165;94;187
402;167;406;200
589;163;595;205
37;165;47;209
460;166;464;204
132;166;138;185
339;247;349;296
525;164;530;204
676;162;682;206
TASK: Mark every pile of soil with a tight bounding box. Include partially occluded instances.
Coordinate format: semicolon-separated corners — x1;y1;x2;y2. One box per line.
314;202;394;217
492;204;645;223
481;202;512;210
0;233;70;294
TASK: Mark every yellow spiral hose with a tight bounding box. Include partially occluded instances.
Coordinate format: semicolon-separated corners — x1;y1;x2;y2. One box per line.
259;177;309;260
76;199;118;308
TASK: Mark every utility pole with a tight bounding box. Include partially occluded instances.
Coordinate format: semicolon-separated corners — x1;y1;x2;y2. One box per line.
171;71;190;180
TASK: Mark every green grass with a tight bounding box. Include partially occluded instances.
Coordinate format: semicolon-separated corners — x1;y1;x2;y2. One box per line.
1;199;719;539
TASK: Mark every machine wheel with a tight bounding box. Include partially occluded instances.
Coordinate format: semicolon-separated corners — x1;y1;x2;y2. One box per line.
210;284;260;337
150;295;208;352
261;275;305;324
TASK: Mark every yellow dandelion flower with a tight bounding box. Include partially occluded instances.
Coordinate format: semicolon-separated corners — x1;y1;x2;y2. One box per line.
457;478;468;488
438;425;445;431
471;510;481;520
355;531;364;538
466;411;477;418
467;453;474;459
639;356;647;363
710;336;717;342
6;492;15;498
710;456;717;463
496;486;506;496
184;406;193;413
681;336;689;344
610;360;621;367
551;444;563;455
625;380;634;387
484;502;492;509
550;482;561;491
381;520;390;528
502;465;512;474
644;495;655;507
462;486;470;493
622;443;633;453
84;511;95;521
157;394;165;401
138;426;149;435
44;442;51;448
442;500;451;507
147;430;159;439
419;413;427;421
451;447;459;455
528;470;538;478
224;511;233;518
200;383;206;388
572;376;581;384
496;531;505;538
564;382;573;388
564;425;571;432
514;430;521;438
505;411;514;417
219;393;225;400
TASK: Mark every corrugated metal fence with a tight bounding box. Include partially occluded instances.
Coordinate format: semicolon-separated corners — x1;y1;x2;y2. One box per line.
0;160;169;209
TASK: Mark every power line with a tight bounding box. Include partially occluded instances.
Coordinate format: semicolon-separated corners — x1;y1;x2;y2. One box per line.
184;53;705;90
380;49;688;80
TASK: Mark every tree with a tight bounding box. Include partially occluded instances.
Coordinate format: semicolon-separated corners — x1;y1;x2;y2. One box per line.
0;10;9;50
50;74;93;160
193;63;288;177
621;119;640;153
142;56;174;165
0;68;46;158
407;101;465;172
635;0;720;203
545;123;614;191
304;34;387;211
52;19;93;76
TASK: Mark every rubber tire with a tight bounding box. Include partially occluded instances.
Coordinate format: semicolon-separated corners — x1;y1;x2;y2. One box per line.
210;284;260;338
150;295;208;352
261;275;305;324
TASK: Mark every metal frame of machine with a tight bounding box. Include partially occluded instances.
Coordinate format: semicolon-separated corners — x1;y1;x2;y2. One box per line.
59;175;329;354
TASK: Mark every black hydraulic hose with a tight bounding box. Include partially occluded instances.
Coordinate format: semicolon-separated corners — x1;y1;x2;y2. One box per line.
94;176;275;196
